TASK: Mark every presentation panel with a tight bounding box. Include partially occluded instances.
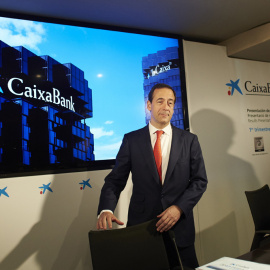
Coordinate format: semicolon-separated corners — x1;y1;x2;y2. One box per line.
183;40;270;265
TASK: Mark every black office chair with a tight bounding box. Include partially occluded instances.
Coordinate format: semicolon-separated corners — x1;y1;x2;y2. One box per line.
245;184;270;251
89;219;189;270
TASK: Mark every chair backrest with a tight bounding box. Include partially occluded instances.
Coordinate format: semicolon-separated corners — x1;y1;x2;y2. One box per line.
88;219;182;270
245;184;270;230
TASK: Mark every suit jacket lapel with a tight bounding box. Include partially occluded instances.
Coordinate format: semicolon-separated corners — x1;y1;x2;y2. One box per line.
140;125;160;184
164;126;184;186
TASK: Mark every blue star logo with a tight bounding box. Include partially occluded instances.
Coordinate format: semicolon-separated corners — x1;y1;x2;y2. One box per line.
79;179;92;190
226;79;243;96
39;183;53;194
0;187;9;197
0;86;3;94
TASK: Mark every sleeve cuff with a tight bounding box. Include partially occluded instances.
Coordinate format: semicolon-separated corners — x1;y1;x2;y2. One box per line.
97;209;113;219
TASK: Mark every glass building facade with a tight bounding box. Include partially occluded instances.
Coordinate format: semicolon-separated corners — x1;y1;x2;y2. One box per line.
142;46;184;129
0;40;94;173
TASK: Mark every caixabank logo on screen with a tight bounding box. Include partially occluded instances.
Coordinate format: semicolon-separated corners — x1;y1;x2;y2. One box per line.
3;77;75;112
226;79;270;97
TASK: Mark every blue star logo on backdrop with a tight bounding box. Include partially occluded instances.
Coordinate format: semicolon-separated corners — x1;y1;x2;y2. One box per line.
226;79;243;96
79;179;92;190
0;187;9;197
39;183;53;194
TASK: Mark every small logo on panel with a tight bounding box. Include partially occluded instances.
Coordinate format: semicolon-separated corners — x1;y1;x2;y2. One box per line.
79;179;92;190
39;182;53;194
254;137;264;152
226;79;243;96
0;187;9;197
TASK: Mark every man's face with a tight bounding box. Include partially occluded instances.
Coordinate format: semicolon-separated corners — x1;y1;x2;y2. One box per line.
147;87;175;129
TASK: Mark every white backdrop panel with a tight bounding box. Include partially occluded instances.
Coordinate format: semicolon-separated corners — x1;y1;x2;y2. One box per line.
183;40;270;265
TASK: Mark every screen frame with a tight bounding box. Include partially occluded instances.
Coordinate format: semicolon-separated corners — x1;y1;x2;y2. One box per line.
0;10;189;178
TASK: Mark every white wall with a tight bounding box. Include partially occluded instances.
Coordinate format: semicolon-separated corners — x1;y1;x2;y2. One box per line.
0;170;105;270
183;40;270;265
0;169;132;270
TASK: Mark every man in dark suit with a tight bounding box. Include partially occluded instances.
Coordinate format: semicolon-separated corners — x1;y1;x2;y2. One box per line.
96;83;207;268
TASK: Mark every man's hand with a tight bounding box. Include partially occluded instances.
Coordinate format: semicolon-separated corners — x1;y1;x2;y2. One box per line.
96;211;124;230
156;205;182;232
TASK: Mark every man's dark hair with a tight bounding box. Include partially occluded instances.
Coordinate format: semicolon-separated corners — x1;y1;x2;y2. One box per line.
148;83;176;103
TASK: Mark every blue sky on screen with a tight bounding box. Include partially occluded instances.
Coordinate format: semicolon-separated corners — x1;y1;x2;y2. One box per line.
0;16;179;160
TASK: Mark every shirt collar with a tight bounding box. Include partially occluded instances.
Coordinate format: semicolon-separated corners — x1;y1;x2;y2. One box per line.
149;122;172;136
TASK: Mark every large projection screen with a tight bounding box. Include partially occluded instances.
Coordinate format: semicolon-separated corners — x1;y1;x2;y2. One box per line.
0;12;188;178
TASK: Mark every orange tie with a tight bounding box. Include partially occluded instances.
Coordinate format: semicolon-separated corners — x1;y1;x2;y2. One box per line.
153;130;163;183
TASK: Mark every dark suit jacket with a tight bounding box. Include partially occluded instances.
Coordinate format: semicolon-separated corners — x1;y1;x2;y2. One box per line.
98;124;207;247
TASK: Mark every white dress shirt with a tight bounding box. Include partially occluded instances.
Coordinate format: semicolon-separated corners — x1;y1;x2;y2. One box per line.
149;122;172;184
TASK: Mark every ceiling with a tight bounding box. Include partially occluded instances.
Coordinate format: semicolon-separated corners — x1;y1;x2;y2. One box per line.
0;0;270;60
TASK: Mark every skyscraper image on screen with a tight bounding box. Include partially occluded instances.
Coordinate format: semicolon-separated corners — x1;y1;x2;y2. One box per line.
0;40;94;173
142;46;184;129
